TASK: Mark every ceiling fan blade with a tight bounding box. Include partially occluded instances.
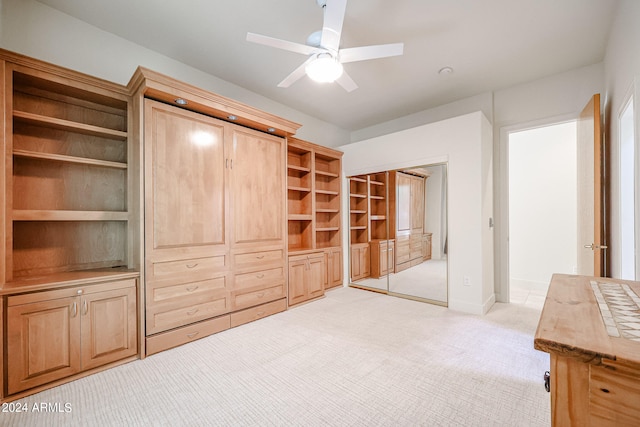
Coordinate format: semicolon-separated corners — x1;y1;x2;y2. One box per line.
321;0;347;52
336;70;358;92
277;57;315;88
247;32;317;56
339;43;404;63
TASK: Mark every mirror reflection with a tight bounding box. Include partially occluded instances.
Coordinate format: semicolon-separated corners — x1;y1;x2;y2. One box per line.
348;163;448;305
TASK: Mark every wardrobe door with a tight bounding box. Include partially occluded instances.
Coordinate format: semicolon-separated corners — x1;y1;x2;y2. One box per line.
144;99;227;258
228;127;285;250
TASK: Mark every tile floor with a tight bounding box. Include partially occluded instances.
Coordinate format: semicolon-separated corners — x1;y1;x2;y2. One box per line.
510;282;548;310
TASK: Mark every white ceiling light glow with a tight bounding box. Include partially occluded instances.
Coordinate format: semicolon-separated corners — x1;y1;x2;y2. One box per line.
305;53;343;83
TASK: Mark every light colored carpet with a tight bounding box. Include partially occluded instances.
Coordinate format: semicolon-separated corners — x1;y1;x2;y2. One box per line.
3;287;550;426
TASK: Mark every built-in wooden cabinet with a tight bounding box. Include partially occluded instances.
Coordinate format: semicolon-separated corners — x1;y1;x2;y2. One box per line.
390;171;427;272
0;49;344;400
325;246;343;289
370;239;395;278
286;138;343;305
350;243;371;281
6;279;137;395
348;172;390;281
0;49;140;401
288;252;325;305
423;233;432;260
140;91;290;354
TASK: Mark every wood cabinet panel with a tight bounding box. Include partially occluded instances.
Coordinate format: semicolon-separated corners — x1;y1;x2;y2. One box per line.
233;267;284;290
80;285;137;370
145;100;226;252
145;315;231;356
7;295;81;394
232;283;286;311
350;243;370;281
396;173;411;232
6;278;137;395
288;252;325;306
229;128;285;248
230;298;287;328
325;247;343;289
233;249;284;271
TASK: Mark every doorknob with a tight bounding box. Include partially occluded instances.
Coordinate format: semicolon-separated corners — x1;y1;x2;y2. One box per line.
583;243;608;250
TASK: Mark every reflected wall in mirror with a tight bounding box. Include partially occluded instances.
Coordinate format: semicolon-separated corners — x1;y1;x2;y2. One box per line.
348;163;448;306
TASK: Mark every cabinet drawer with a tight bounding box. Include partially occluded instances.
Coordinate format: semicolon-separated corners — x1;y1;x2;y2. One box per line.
233;267;284;290
147;276;228;305
147;295;230;334
230;298;287;328
149;256;226;281
232;283;285;311
146;315;230;356
233;249;284;270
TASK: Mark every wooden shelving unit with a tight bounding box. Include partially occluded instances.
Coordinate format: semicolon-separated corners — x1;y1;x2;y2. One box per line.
7;65;134;282
287;138;343;299
1;50;139;403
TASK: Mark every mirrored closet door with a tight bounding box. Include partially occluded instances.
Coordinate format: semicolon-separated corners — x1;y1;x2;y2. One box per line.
348;163;448;306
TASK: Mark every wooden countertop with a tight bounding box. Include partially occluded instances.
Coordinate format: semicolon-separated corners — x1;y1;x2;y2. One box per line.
534;274;640;368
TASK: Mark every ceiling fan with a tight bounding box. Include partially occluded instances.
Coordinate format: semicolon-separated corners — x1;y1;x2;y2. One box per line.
246;0;404;92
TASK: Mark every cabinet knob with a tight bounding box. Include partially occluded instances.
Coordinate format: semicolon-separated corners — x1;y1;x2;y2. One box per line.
77;289;83;295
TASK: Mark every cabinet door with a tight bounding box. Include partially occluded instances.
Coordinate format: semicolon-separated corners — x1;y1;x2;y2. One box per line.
145;99;227;258
350;246;362;280
7;296;81;394
229;127;285;249
81;284;137;370
396;173;411;232
411;176;425;232
379;244;389;275
288;257;308;306
307;253;325;299
326;248;343;288
361;245;371;277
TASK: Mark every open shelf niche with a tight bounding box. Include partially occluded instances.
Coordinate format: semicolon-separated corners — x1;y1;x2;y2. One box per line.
5;65;135;285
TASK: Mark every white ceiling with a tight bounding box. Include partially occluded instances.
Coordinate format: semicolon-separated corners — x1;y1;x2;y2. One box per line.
37;0;619;132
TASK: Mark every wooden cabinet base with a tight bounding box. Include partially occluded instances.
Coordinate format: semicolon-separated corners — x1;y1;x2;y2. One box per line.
230;298;287;327
146;315;231;356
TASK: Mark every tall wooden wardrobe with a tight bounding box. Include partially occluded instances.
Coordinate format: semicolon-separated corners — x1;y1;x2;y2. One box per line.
130;68;300;356
389;171;428;272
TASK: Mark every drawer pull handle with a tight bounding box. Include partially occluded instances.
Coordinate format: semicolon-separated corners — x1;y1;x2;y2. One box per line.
186;263;198;269
256;274;264;279
256;311;265;317
186;285;199;292
186;331;199;339
186;308;199;316
256;255;265;259
82;299;88;315
70;302;78;318
257;292;265;298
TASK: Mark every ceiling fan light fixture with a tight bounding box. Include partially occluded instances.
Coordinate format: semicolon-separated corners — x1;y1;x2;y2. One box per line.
306;54;343;83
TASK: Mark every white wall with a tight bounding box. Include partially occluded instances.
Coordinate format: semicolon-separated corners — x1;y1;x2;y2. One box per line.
340;112;495;315
508;123;577;290
604;0;640;279
0;0;350;147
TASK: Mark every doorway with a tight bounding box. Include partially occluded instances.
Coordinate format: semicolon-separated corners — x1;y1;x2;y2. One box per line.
507;121;577;306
